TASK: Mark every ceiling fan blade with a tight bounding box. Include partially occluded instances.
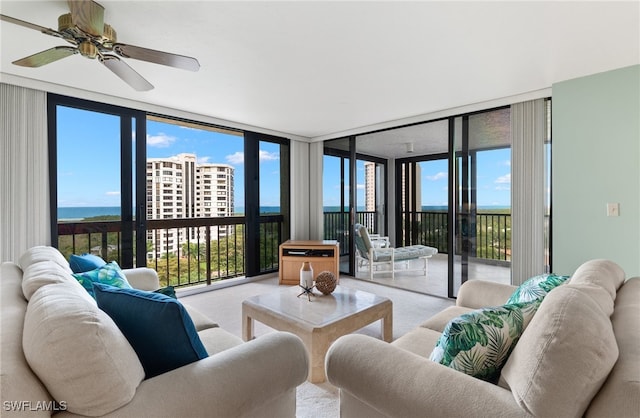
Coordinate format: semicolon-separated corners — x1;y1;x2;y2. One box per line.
67;0;104;36
0;14;65;39
113;43;200;72
100;55;154;91
13;46;78;67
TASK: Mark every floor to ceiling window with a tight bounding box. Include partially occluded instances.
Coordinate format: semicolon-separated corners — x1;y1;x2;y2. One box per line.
451;107;512;297
325;100;551;298
49;94;289;289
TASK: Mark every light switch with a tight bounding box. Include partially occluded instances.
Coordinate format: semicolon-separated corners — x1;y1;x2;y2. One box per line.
606;203;620;217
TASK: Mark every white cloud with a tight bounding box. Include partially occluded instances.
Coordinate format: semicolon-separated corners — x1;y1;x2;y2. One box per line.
426;172;447;181
503;160;511;167
495;173;511;184
495;186;510;191
226;150;279;165
259;150;279;162
357;183;365;190
226;152;244;165
105;191;120;196
197;156;211;164
147;133;176;148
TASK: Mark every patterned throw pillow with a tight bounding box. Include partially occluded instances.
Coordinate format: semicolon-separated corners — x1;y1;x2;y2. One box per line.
72;261;132;299
69;253;107;273
429;300;540;382
507;273;570;304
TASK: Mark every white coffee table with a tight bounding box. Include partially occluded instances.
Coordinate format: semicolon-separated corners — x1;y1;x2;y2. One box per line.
242;285;392;383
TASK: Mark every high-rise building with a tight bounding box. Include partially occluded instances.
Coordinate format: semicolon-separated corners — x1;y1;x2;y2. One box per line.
364;162;376;212
146;153;234;257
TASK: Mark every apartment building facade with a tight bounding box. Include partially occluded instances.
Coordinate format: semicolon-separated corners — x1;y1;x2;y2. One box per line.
146;153;234;257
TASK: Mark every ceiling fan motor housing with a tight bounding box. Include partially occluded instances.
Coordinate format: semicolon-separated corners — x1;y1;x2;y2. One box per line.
57;12;116;58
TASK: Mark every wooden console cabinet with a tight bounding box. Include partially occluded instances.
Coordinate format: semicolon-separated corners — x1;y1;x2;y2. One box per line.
279;240;340;285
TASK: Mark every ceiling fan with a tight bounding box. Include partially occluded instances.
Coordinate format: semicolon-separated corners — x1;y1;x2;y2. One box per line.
0;0;200;91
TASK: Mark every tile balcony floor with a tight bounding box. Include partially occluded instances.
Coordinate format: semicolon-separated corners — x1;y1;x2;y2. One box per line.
347;253;512;298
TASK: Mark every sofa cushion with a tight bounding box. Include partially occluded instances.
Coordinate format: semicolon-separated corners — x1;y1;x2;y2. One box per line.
22;260;82;301
18;245;71;273
69;253;107;273
72;261;132;298
586;278;640;418
1;263;54;417
392;326;442;358
501;284;619;417
420;306;475;333
429;301;540;382
22;282;144;417
93;283;209;379
198;326;244;355
569;259;625;305
506;273;569;304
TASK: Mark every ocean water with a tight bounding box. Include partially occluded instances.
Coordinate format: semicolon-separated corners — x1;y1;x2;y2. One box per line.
58;206;121;220
58;205;510;220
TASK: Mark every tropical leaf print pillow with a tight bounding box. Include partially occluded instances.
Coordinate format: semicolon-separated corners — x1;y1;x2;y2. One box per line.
507;273;570;304
429;301;540;382
72;261;132;299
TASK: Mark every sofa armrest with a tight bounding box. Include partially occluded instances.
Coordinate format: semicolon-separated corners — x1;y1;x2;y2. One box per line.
326;335;528;418
92;332;308;418
122;268;160;291
456;280;517;309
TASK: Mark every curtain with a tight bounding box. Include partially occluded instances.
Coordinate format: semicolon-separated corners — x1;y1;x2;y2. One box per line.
308;141;324;240
0;83;50;262
511;99;546;285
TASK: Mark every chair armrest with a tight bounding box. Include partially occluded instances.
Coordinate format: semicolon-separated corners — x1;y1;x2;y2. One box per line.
121;268;160;291
456;280;517;309
326;335;527;418
91;332;308;418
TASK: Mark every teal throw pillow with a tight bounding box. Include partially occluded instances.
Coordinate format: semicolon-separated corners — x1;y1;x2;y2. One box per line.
69;253;106;273
92;283;208;379
429;300;540;382
154;286;177;299
507;273;570;304
72;261;132;299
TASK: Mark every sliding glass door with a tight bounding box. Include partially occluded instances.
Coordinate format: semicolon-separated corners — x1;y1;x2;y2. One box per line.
451;108;512;296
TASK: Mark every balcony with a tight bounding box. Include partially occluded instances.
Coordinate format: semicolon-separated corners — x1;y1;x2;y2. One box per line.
57;210;511;294
57;215;283;288
324;210;511;262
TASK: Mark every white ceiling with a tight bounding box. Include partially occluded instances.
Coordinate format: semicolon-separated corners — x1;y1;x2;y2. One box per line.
1;1;638;142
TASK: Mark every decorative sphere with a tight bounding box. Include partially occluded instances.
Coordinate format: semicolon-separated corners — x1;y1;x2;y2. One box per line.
315;271;337;294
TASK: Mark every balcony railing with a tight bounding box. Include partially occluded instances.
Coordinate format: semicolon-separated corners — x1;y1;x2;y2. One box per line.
57;215;283;288
323;210;511;262
57;210;510;288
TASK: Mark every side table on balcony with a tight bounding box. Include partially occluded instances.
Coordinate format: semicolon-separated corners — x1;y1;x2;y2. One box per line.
278;240;340;285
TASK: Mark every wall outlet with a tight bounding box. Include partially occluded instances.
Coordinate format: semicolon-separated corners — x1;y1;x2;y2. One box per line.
606;203;620;217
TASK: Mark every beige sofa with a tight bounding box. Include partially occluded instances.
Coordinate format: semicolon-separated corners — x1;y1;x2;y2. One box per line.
326;259;639;418
1;246;308;417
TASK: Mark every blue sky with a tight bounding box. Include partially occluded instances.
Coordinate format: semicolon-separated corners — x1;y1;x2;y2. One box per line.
323;149;512;209
57;105;512;210
57;106;281;208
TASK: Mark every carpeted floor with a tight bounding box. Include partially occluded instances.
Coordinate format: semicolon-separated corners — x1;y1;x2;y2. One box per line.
179;275;454;417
